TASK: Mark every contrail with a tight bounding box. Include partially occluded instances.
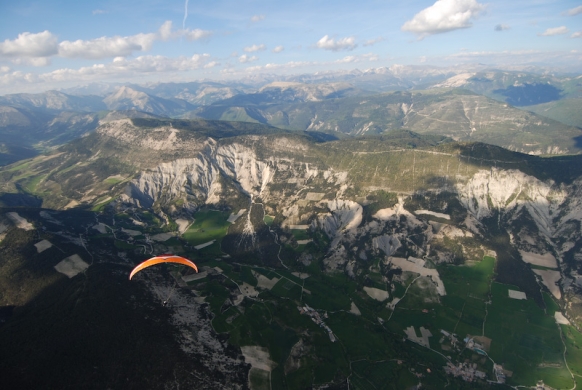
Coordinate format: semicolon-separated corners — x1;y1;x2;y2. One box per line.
183;0;189;29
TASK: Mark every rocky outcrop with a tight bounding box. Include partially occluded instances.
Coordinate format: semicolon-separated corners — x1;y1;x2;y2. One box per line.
312;200;363;248
125;139;276;210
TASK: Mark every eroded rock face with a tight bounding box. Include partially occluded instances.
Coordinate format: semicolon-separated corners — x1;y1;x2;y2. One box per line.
128;157;222;210
372;235;401;257
313;200;363;248
455;168;582;258
126;142;275;209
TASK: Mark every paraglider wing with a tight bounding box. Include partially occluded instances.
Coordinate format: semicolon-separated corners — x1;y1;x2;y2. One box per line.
129;254;198;280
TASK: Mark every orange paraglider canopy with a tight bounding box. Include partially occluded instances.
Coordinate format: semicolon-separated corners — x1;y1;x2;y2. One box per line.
129;254;198;280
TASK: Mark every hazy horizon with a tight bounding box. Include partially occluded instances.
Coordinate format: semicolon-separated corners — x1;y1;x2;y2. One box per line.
1;0;581;94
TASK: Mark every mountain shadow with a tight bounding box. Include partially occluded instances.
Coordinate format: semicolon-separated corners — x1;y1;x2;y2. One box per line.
494;83;562;106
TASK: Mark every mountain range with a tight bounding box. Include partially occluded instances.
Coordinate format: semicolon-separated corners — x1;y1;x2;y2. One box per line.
1;66;582;389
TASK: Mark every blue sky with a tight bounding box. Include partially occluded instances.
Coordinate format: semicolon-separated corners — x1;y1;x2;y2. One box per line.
1;0;581;93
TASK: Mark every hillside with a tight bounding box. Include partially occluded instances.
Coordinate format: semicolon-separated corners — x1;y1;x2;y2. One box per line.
2;118;582;389
193;89;582;155
526;98;582;128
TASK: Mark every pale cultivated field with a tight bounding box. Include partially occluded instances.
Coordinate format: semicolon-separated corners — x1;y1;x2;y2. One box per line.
182;271;208;282
388;257;446;296
253;271;279;290
405;326;432;347
35;240;53;253
508;290;527;300
519;250;558;268
175;218;192;234
92;223;107;233
54;254;89;278
350;301;361;315
241;346;276;371
415;210;450;220
7;212;34;230
151;233;173;241
533;269;561;299
194;240;215;249
297;239;312;245
288;225;309;230
555;312;570;325
291;272;310;279
122;228;142;236
387;297;401;310
240;282;259;297
363;286;389;301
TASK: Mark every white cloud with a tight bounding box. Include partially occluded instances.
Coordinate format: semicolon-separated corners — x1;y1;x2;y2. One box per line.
157;21;212;41
159;21;174;41
565;5;582;16
337;56;356;63
58;33;157;59
402;0;485;38
316;35;356;51
251;15;265;23
239;54;258;63
0;54;213;90
204;61;219;68
49;21;212;60
182;28;212;41
272;45;284;53
336;53;378;63
92;9;108;15
11;57;52;66
572;32;582;39
0;66;10;73
243;44;266;53
539;26;570;36
363;37;384;46
0;31;59;58
495;24;510;31
0;21;212;63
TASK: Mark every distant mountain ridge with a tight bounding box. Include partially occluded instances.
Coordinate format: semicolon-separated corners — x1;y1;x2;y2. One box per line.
1;67;581;168
192;88;582;155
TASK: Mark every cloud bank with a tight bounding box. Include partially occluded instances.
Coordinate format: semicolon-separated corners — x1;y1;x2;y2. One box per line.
0;21;212;65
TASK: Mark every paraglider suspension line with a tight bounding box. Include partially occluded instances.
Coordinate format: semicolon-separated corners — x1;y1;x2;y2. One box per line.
164;277;178;305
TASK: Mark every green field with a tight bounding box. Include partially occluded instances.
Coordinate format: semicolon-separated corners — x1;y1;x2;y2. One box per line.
485;283;573;388
350;360;418;390
388;257;495;340
562;325;582;377
182;209;231;254
191;252;580;389
383;255;577;388
290;229;310;241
